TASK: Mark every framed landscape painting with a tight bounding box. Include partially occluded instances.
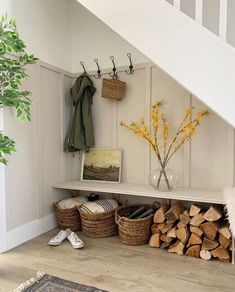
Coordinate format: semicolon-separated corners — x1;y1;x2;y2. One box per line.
81;148;122;183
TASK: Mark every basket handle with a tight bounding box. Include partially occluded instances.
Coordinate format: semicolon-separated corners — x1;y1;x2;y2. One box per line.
115;216;123;225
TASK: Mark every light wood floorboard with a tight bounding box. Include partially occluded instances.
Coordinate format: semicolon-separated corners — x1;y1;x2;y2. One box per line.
0;229;235;292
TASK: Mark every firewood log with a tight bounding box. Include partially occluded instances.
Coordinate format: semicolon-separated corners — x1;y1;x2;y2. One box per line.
190;226;203;238
218;224;231;240
176;227;189;244
164;202;184;223
153;204;169;224
183;210;189;217
200;250;212;261
167;227;177;238
187;233;202;247
200;221;219;240
186;245;201;258
189;204;202;217
149;233;160;248
190;213;205;226
157;223;173;234
202;238;219;250
160;234;173;243
168;240;184;255
203;205;223;222
160;242;171;249
219;234;231;249
211;245;230;261
177;221;186;229
180;212;190;226
151;224;160;234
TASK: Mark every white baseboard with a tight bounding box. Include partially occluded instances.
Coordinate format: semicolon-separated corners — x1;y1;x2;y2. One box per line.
5;213;57;252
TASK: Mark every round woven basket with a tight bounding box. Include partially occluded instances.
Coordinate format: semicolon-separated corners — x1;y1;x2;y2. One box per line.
79;208;118;238
115;205;153;246
53;202;82;232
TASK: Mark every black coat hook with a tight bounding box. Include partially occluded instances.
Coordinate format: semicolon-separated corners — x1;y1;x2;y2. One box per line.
125;53;134;75
80;61;87;73
109;56;118;79
93;59;102;79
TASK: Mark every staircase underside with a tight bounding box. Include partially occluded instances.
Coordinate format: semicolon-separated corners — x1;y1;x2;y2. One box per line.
77;0;235;127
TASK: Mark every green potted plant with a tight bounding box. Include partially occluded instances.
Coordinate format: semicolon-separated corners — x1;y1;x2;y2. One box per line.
0;15;37;164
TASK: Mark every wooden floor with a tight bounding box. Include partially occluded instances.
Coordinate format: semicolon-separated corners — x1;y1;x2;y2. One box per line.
0;229;235;292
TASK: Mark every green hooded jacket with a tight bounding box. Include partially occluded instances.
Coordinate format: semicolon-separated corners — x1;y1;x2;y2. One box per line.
66;73;96;152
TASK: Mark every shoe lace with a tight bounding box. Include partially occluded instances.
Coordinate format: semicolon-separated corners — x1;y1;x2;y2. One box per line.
54;231;65;240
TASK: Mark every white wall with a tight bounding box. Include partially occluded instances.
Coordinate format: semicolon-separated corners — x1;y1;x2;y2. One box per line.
2;60;80;250
0;0;71;72
70;0;148;73
0;0;148;73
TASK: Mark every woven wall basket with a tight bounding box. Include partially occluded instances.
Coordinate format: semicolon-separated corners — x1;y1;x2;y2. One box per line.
102;78;126;101
115;205;153;246
53;202;82;232
79;207;118;238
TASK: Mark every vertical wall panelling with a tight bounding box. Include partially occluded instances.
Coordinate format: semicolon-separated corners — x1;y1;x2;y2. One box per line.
5;64;38;231
219;0;228;41
227;127;235;187
195;0;203;24
183;94;192;188
3;60;233;251
38;65;65;218
151;66;189;187
117;68;147;184
0;108;6;252
4;60;74;236
112;102;118;148
144;65;152;183
190;97;229;190
35;62;41;220
89;76;114;148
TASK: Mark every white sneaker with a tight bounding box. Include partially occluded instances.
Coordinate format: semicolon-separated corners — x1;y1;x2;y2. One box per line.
48;230;68;246
67;230;84;249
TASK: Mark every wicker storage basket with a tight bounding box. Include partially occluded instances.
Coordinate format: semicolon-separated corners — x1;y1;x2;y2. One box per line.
102;78;126;101
79;208;118;238
115;205;153;246
53;202;82;232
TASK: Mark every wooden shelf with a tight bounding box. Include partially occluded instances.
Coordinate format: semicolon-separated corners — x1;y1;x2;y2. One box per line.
54;180;224;204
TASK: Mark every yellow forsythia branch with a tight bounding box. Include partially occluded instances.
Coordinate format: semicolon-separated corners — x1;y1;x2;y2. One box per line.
120;101;208;168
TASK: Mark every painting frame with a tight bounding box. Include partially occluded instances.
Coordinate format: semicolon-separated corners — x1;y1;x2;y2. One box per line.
81;148;122;183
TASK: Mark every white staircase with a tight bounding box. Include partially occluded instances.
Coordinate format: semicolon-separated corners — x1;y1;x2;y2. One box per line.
76;0;235;127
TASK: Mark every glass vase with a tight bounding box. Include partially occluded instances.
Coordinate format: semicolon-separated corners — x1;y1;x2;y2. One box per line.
149;168;179;191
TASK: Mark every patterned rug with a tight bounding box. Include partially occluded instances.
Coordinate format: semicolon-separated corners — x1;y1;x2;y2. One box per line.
14;272;108;292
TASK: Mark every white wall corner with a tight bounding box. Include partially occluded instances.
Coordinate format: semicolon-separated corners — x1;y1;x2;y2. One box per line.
5;213;57;252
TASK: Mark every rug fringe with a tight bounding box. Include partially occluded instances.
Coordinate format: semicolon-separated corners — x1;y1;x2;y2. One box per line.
14;271;46;292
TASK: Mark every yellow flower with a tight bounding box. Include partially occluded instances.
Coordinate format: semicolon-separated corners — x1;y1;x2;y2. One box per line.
140;117;145;125
120;99;208;168
161;114;168;140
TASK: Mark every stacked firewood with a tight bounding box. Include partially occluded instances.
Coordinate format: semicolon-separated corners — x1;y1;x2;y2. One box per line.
149;201;232;261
